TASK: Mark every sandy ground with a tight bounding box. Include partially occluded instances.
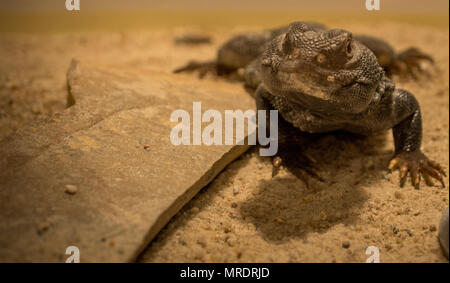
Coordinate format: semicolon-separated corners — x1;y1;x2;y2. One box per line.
0;21;448;262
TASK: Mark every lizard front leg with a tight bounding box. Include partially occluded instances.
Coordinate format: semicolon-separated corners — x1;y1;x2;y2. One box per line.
388;89;446;188
255;85;323;188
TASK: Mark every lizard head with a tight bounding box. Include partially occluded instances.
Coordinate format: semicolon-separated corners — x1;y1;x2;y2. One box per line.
260;22;384;114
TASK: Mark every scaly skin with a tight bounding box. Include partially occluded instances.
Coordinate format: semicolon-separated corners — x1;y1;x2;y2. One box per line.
256;22;445;189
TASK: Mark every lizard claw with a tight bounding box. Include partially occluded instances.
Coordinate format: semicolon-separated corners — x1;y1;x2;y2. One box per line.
271;152;324;189
389;151;446;189
272;156;282;177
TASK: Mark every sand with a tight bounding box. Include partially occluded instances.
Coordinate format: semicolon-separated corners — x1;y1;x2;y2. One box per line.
0;20;448;263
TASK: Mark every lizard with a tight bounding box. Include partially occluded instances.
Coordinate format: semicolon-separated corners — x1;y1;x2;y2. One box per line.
174;22;446;189
255;21;445;189
174;22;434;87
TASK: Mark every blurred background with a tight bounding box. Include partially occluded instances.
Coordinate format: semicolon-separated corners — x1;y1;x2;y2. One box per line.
0;0;448;32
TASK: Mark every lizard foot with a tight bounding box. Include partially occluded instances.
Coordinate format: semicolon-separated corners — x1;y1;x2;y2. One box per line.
388;150;446;189
271;151;324;189
173;60;217;78
389;47;434;80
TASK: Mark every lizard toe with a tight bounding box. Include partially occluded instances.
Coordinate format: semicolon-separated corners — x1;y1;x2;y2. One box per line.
390;151;446;189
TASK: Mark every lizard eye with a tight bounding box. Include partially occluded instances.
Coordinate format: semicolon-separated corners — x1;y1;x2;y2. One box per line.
316;53;326;63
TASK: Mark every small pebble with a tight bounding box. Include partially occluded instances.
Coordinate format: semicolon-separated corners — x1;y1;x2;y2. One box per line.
37;223;49;235
194;251;205;260
429;224;437;232
393;226;400;235
197;238;206;248
65;185;77;195
342;241;351;249
226;236;237;247
144;144;150;150
229;213;238;219
233;186;240;195
220;234;230;242
404;229;413;237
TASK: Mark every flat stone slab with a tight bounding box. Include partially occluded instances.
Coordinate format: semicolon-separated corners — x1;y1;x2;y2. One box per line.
0;61;255;262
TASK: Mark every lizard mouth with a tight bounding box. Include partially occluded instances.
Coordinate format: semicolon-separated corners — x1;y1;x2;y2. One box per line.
342;77;374;88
